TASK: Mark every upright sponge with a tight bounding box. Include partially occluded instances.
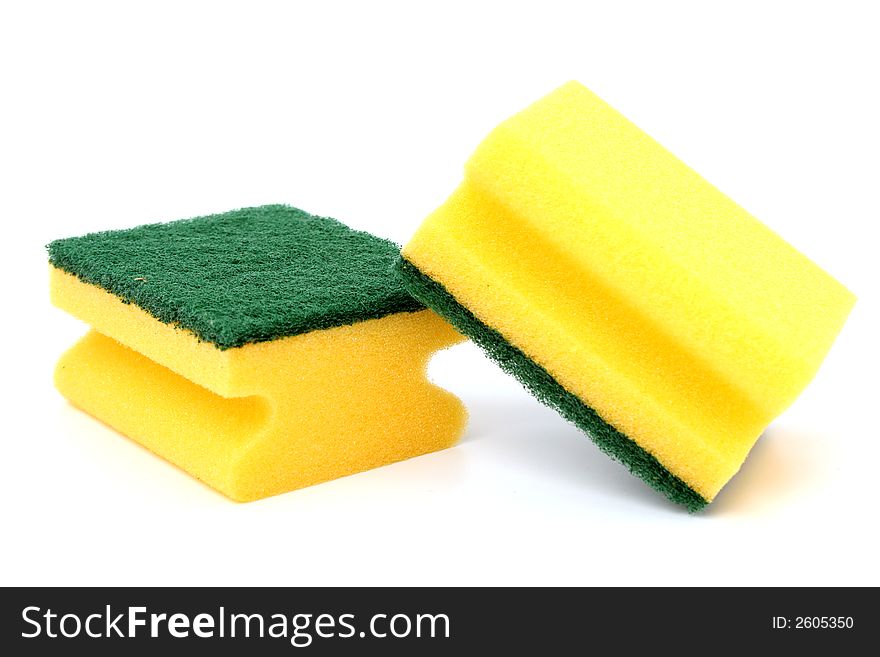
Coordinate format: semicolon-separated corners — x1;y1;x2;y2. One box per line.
50;205;466;501
398;81;855;510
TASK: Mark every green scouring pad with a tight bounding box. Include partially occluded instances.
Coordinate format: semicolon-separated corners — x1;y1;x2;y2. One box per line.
48;204;424;349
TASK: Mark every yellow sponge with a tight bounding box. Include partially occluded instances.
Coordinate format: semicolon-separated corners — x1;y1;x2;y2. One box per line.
398;81;855;509
49;206;466;501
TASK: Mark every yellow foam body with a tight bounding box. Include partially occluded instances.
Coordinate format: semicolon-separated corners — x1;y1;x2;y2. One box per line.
403;81;855;501
51;267;467;502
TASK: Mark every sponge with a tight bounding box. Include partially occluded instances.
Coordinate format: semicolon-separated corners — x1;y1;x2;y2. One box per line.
49;205;466;502
397;81;855;510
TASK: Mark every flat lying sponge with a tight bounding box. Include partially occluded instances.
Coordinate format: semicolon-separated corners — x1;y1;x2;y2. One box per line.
50;205;466;501
398;81;855;511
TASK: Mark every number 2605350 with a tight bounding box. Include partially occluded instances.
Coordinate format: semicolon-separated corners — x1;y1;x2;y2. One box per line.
795;617;854;629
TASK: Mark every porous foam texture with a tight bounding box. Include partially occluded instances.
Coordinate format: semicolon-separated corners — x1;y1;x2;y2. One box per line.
400;81;855;509
49;206;466;501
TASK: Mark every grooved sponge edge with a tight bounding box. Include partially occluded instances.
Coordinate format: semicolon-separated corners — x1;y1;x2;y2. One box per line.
400;81;855;508
49;205;467;501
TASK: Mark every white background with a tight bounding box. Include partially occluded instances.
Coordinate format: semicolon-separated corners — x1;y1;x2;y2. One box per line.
1;1;878;586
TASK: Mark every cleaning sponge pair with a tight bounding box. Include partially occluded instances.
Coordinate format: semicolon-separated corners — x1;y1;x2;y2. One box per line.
49;82;854;509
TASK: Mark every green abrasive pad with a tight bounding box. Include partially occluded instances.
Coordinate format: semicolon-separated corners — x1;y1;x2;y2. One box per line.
394;257;708;512
48;205;423;349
